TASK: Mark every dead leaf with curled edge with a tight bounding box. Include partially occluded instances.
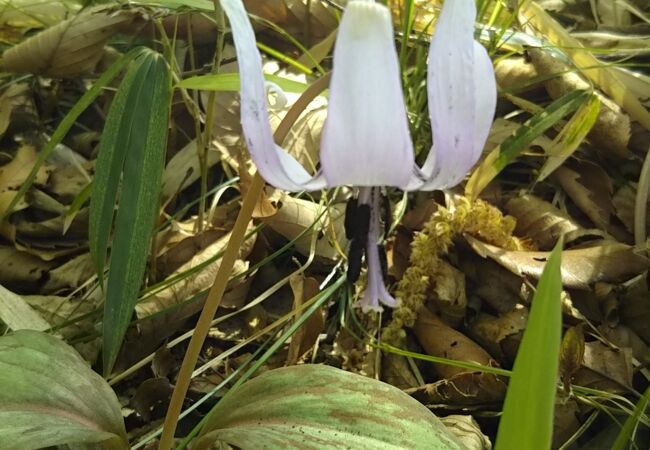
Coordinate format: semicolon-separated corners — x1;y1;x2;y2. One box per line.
467;306;528;363
439;415;492;450
573;341;634;393
260;194;346;261
412;307;506;404
0;245;54;292
552;161;614;231
466;234;649;290
527;48;630;156
0;144;50;220
0;6;147;77
135;223;256;320
505;194;605;250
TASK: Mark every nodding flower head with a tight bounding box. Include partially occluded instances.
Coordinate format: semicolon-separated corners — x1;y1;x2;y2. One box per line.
220;0;497;311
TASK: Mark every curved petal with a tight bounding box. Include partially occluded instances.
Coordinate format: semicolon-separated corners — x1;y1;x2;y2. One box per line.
355;189;399;312
320;0;414;188
221;0;326;191
406;0;496;191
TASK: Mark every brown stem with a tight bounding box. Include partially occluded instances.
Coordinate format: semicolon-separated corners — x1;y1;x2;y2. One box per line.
158;73;331;450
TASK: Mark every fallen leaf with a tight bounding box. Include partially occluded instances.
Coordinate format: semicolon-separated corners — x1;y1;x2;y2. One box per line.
0;283;51;331
505;194;605;250
466;235;648;289
0;6;147;77
552;161;613;231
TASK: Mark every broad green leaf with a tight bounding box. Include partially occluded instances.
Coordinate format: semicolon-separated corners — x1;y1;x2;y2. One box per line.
466;90;590;199
495;238;564;450
195;364;463;450
537;94;601;181
3;47;147;220
89;49;172;375
611;385;650;450
0;330;127;450
179;72;309;94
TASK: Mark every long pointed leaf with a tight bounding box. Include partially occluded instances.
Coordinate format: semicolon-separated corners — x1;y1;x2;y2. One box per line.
495;238;564;450
95;50;171;375
89;53;154;280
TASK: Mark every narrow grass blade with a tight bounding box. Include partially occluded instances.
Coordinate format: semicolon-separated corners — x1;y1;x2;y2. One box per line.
92;50;172;375
466;89;590;199
538;94;601;181
178;72;307;93
611;385;650;450
495;238;564;450
2;47;146;220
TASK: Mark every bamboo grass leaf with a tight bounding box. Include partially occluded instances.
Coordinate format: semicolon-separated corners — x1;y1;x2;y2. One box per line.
88;49;172;376
494;238;564;450
466;89;591;199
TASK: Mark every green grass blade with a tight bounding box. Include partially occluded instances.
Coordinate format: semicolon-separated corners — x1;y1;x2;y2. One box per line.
538;94;601;181
2;47;146;220
178;72;308;94
466;89;591;199
97;50;172;375
89;54;154;281
495;238;564;450
611;385;650;450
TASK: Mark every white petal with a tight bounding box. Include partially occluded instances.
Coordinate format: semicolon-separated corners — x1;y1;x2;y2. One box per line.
221;0;325;191
320;0;414;188
406;0;496;191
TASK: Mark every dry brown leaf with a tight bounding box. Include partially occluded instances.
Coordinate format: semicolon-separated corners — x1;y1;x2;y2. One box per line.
552;161;613;230
574;341;634;392
260;194;346;261
136;225;255;319
405;370;506;406
527;48;631;156
612;182;650;234
519;3;650;132
414;307;499;379
24;293;97;339
0;83;29;138
426;260;467;327
0;283;51;331
0;144;50;219
467;307;528;362
466;235;648;289
598;324;650;366
381;353;420;390
439;415;492;450
0;245;54;291
506;194;605;249
461;256;530;313
494;56;544;93
0;6;146;77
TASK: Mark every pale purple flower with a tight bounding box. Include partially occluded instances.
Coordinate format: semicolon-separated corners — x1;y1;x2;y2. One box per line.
220;0;496;312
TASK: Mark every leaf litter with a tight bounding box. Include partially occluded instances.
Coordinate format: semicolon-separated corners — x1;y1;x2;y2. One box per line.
0;0;648;449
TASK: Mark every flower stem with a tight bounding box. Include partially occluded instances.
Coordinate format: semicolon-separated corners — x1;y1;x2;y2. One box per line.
158;73;331;450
